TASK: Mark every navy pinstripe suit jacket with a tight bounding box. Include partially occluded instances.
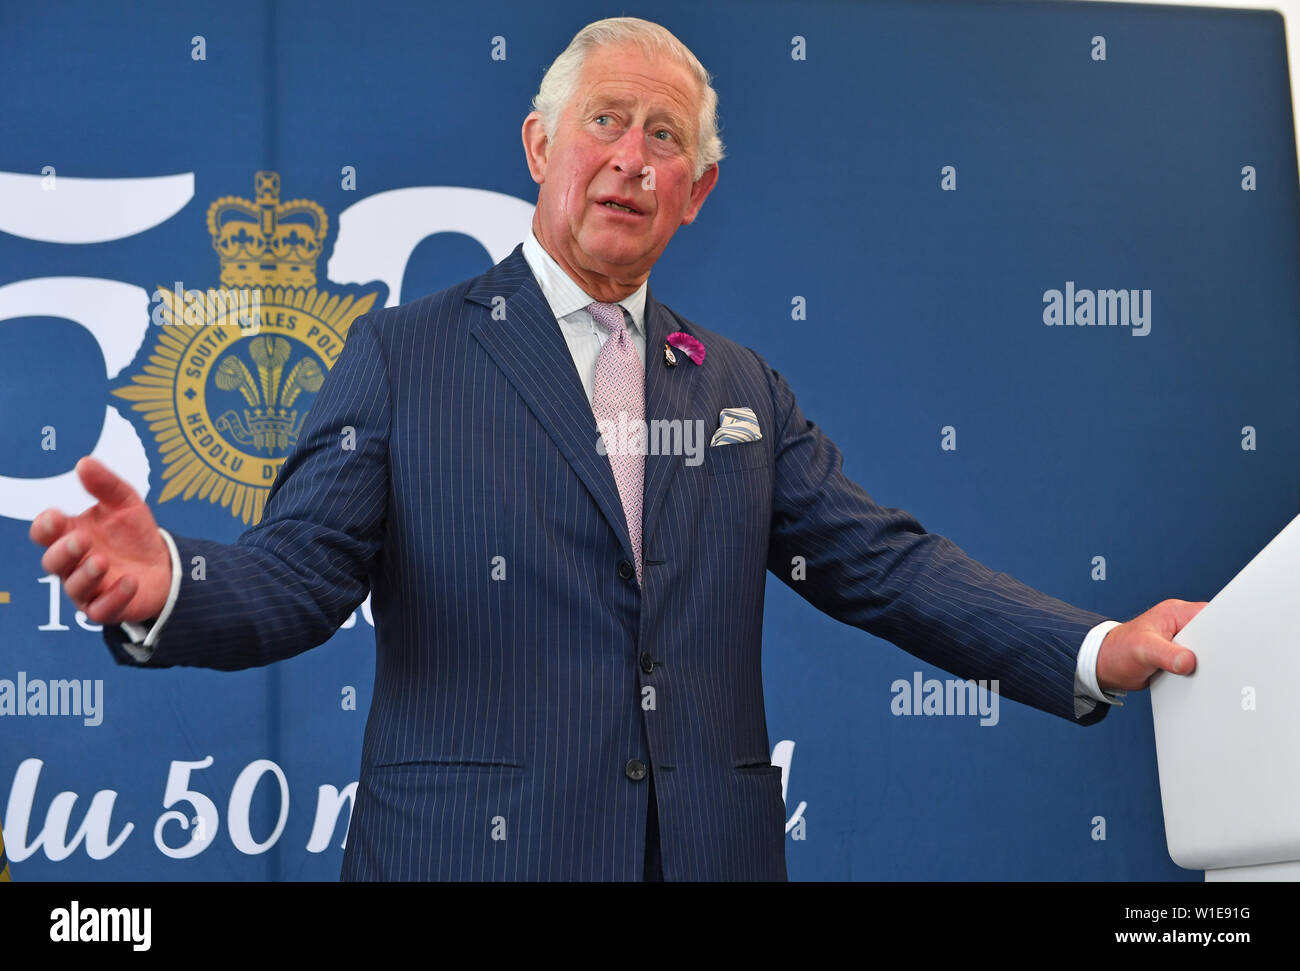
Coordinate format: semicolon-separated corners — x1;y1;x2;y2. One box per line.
106;243;1109;880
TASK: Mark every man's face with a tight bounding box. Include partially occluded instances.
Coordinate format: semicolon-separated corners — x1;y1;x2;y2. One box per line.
523;42;719;297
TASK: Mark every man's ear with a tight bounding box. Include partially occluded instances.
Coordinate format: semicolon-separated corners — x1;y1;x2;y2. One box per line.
522;112;549;185
681;163;719;226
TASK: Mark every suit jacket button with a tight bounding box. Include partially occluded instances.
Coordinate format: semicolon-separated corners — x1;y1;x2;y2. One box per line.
625;758;647;782
639;651;654;674
618;559;634;580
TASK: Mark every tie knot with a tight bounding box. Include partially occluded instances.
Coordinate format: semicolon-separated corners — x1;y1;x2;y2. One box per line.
587;301;628;338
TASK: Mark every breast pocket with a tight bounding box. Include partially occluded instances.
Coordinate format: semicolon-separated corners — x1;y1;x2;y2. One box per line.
705;438;771;476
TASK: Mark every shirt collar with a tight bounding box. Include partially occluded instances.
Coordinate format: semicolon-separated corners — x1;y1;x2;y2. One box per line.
522;230;647;336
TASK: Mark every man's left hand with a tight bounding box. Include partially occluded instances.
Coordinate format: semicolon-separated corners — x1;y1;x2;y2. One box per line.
1097;599;1208;693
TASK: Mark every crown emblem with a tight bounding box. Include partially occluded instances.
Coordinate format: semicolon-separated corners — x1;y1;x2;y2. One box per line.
207;171;328;288
115;171;381;524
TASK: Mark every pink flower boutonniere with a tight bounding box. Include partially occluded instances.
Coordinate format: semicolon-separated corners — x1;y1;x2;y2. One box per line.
664;331;706;368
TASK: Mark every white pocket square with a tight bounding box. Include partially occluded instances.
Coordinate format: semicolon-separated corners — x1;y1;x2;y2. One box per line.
710;406;762;446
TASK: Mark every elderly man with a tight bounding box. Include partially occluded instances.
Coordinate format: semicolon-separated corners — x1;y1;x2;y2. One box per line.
30;17;1202;881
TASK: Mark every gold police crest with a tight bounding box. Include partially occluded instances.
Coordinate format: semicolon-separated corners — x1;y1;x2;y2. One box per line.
113;172;379;524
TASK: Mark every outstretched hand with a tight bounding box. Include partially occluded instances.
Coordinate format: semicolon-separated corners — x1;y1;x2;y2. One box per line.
1097;598;1207;693
29;456;172;626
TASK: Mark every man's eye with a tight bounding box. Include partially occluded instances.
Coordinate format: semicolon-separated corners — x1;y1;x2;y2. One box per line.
654;130;674;141
594;115;612;125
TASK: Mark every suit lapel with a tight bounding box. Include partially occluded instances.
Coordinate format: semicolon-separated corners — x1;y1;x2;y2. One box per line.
467;246;634;561
640;289;704;565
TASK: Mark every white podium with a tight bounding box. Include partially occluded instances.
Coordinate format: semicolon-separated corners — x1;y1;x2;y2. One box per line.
1151;513;1300;882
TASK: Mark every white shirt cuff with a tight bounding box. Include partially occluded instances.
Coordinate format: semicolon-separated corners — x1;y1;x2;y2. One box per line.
1073;619;1127;718
118;528;182;661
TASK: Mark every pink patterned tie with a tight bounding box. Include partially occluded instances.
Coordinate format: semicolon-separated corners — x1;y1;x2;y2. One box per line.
588;301;644;584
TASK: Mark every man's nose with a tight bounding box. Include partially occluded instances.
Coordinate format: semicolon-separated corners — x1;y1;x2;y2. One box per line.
611;127;648;176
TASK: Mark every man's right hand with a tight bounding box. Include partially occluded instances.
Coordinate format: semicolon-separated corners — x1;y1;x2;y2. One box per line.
29;456;172;626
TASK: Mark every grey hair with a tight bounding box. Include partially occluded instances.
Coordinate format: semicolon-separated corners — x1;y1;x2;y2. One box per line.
531;17;724;180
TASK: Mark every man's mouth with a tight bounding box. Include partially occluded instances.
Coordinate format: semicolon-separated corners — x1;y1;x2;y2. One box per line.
598;199;643;215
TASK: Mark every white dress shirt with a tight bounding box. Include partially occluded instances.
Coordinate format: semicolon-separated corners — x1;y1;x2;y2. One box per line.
521;230;648;402
122;230;1124;717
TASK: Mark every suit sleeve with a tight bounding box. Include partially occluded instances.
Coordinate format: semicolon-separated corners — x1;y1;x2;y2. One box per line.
102;313;391;671
757;353;1109;726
